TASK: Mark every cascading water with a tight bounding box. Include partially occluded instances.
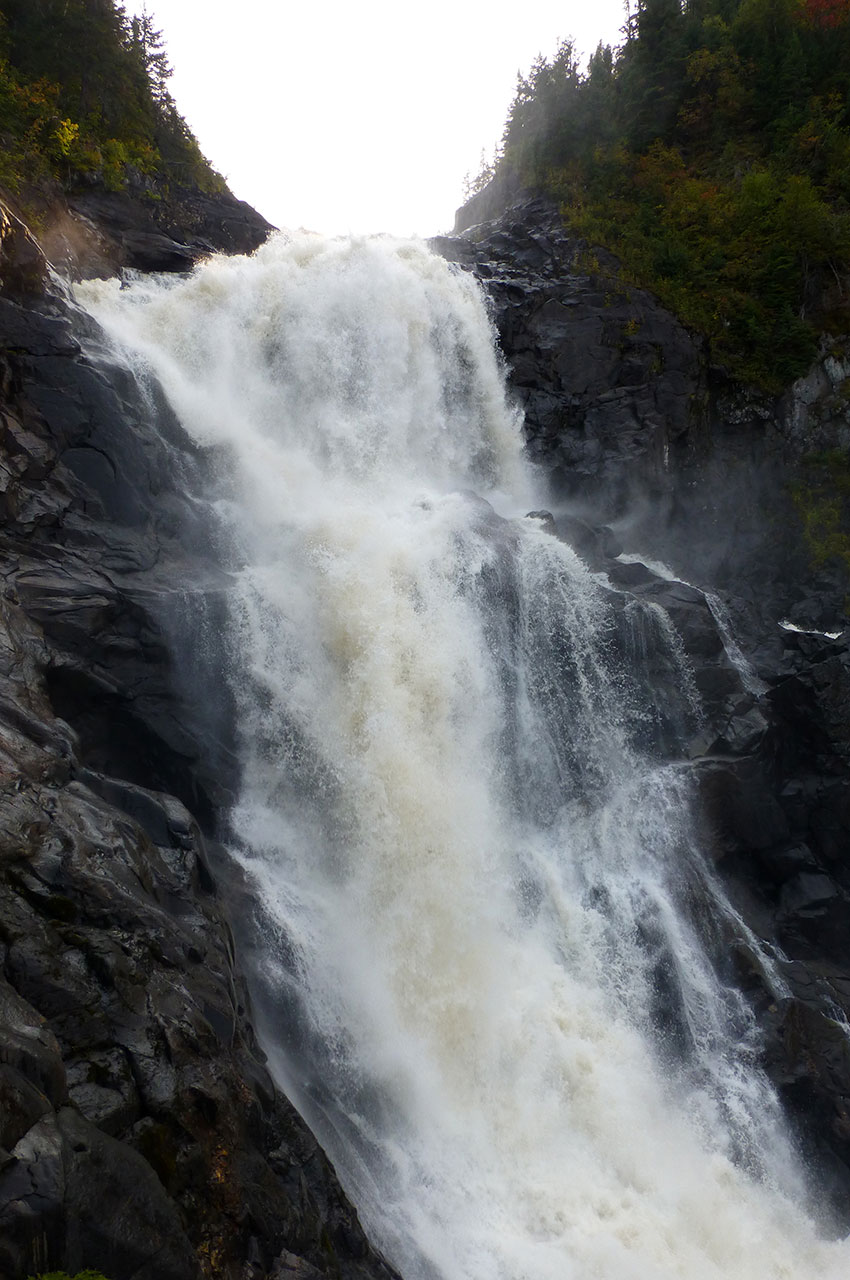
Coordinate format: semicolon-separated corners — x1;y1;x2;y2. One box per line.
79;235;849;1280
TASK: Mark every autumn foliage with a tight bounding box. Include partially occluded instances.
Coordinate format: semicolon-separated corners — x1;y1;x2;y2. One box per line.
802;0;850;29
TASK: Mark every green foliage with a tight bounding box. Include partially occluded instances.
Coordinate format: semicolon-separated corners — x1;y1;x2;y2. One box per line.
0;0;225;207
485;0;850;389
791;450;850;572
29;1271;112;1280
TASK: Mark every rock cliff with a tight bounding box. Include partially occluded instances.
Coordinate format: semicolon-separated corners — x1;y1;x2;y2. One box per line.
2;179;849;1280
0;199;399;1280
437;197;850;1226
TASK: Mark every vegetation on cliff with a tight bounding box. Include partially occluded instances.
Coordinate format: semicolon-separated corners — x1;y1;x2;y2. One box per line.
476;0;850;391
30;1271;112;1280
0;0;224;214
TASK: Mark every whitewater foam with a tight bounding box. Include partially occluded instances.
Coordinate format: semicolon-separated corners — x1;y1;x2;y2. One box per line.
79;233;849;1280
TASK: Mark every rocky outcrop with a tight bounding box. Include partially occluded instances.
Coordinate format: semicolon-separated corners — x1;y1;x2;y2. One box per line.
697;615;850;1221
0;205;49;299
435;198;708;508
61;185;275;278
3;177;274;283
436;197;850;636
452;167;524;235
0;240;397;1279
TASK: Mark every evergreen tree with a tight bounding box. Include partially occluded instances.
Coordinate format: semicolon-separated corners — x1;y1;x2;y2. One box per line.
475;0;850;388
0;0;224;199
620;0;690;145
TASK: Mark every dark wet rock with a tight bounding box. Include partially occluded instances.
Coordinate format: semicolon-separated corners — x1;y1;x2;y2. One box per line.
271;1252;328;1280
761;959;850;1216
553;514;622;565
525;508;556;533
438;198;850;1223
53;186;274;279
606;559;655;588
770;644;850;766
639;591;850;1220
0;1063;53;1150
780;870;841;916
710;697;769;755
0;248;398;1278
1;184;848;1269
438;197;850;640
0;976;66;1108
679;611;850;1217
695;757;790;854
0;200;49;299
436;198;707;514
59;1107;199;1280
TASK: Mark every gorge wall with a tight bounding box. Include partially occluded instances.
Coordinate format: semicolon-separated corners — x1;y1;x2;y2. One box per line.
438;196;850;1218
0;198;400;1280
0;181;848;1280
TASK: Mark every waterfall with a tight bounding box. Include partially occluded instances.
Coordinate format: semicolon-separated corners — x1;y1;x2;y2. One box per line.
79;234;849;1280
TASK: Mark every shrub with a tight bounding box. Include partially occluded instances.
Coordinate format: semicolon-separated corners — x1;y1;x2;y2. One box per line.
29;1271;112;1280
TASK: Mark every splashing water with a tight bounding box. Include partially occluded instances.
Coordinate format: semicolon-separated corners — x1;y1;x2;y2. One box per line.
79;233;850;1280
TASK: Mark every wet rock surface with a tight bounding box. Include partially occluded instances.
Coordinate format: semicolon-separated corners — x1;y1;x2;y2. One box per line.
0;269;398;1278
434;198;707;509
436;196;850;636
547;505;850;1220
513;474;850;1219
2;178;274;284
62;186;275;278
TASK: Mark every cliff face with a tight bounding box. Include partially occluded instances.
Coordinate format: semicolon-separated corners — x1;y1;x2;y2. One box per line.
4;177;275;281
437;198;850;1222
437;197;850;630
0;203;399;1280
2;177;850;1280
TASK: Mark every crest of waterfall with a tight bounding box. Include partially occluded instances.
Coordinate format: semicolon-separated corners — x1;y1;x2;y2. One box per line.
79;233;850;1280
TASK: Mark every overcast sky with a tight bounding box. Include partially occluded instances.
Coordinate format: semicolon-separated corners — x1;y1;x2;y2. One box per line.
127;1;627;237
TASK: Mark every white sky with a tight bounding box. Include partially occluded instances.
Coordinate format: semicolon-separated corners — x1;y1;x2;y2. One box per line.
127;1;627;237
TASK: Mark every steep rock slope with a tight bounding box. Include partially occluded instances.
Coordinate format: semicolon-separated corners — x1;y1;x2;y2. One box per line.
438;196;850;630
438;199;850;1223
46;181;274;279
438;197;707;503
1;176;274;281
0;208;398;1280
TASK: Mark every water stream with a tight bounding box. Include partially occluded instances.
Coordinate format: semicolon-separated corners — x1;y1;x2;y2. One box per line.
79;233;849;1280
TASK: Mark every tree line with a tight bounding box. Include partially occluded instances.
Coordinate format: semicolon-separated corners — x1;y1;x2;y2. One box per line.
479;0;850;389
0;0;224;209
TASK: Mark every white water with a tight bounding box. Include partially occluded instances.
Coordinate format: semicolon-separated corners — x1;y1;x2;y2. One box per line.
615;552;767;697
780;618;845;641
79;235;849;1280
